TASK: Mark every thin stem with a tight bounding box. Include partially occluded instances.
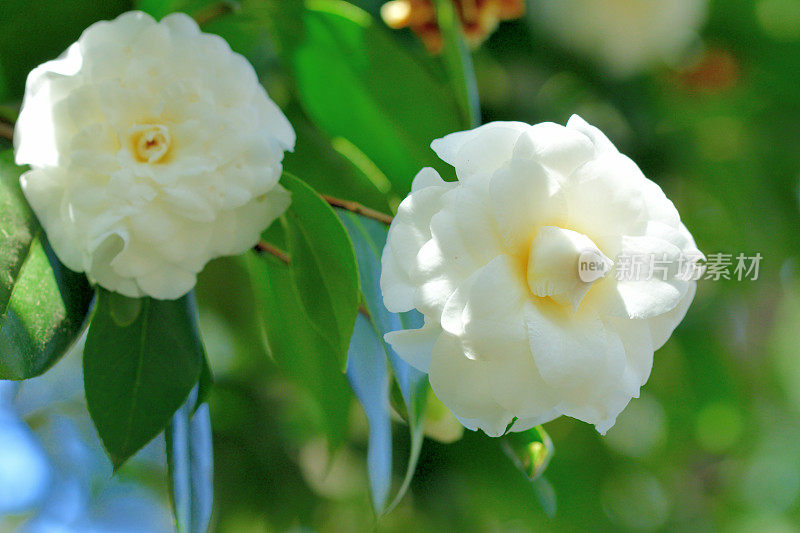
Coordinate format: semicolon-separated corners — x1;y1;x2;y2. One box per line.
322;195;394;225
0;121;13;142
255;240;290;264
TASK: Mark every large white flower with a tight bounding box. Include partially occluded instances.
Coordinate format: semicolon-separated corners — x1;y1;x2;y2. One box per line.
530;0;708;77
14;11;295;299
380;116;702;435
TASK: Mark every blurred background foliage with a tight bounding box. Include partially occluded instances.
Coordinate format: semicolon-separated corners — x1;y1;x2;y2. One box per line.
2;0;800;531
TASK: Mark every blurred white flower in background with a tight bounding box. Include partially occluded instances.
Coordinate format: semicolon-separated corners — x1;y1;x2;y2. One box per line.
380;116;702;436
14;11;295;299
529;0;709;77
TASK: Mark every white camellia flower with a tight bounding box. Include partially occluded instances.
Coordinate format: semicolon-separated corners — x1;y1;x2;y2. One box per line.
14;11;295;299
530;0;708;77
380;116;702;435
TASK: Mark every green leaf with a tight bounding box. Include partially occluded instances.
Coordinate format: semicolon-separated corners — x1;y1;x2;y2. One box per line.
84;289;205;470
245;250;352;449
194;355;213;413
283;105;394;214
336;211;429;512
0;0;132;99
166;387;214;533
432;0;480;128
346;313;392;514
135;0;219;20
238;0;305;55
531;476;557;518
502;425;554;481
281;172;360;370
292;0;463;194
194;255;272;368
0;151;93;380
501;425;557;516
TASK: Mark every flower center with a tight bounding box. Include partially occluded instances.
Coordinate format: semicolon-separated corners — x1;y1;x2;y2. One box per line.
128;124;171;164
526;226;612;311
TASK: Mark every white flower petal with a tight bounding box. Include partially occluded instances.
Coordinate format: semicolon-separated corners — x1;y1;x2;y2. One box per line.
605;317;656;387
561;152;649;237
136;264;197;300
489;158;563;257
441;255;528;360
428;332;514;437
524;301;628;398
384;322;442;373
385;168;452;276
566;114;619;154
14;11;295;299
431;121;529;180
380;244;416;313
611;234;689;319
646;281;697;350
513;121;595;177
159;12;201;37
381;117;700;435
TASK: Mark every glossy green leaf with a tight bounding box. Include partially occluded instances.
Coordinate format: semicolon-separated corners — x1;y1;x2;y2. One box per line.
245;250;352;449
84;289;205;470
432;0;480;128
293;0;462;194
283;105;393;214
166;387;214;533
281;172;359;370
346;313;392;514
0;151;93;380
336;211;429;512
502;425;554;481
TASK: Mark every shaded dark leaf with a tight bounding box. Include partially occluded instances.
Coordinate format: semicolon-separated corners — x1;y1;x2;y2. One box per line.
0;151;93;380
84;289;205;469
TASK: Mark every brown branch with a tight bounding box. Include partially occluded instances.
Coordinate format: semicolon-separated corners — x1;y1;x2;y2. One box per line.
322;195;394;225
0;121;13;142
255;240;290;264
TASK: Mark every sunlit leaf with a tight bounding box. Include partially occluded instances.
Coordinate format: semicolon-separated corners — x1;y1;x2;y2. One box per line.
292;0;462;194
166;386;214;533
0;151;93;380
432;0;480;128
346;313;392;513
282;172;360;370
283;106;393;214
336;211;429;512
84;289;205;469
